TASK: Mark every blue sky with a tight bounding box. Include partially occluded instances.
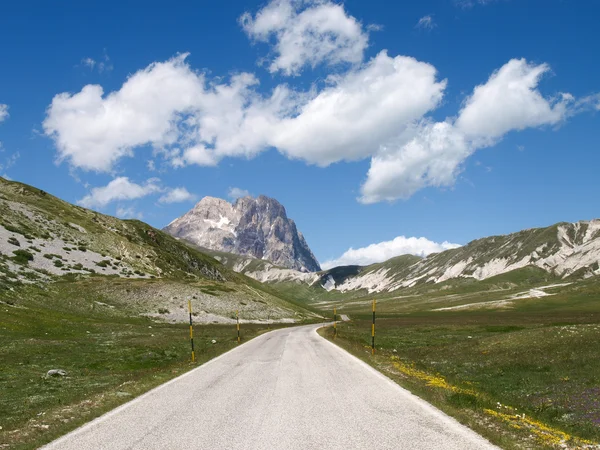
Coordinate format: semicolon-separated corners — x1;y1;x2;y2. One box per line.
0;0;598;268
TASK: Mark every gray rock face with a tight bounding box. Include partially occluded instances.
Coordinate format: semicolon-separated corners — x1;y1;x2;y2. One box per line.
164;196;321;272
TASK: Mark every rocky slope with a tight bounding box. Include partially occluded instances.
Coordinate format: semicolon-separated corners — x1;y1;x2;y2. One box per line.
206;219;600;296
163;195;321;272
0;177;315;323
335;219;600;294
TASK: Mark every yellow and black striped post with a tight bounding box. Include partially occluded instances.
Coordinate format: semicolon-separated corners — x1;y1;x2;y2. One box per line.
333;307;337;338
188;299;195;363
236;310;240;344
371;299;376;355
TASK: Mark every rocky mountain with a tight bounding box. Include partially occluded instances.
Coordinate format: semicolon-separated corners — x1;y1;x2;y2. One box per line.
0;177;314;324
163;195;321;273
209;219;600;296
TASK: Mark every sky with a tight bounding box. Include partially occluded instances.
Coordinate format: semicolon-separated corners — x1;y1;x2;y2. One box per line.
0;0;599;269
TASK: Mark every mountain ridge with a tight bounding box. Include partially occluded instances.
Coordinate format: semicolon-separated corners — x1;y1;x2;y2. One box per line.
202;218;600;296
163;195;321;272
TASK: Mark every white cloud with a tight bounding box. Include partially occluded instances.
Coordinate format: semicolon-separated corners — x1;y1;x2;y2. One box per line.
45;54;294;172
227;187;251;200
360;121;470;203
271;51;446;165
572;93;600;114
44;51;444;173
45;54;203;172
78;177;162;208
115;206;143;220
0;104;9;122
158;187;196;204
321;235;461;269
455;59;570;141
240;0;368;76
45;49;596;205
360;58;583;203
416;15;436;30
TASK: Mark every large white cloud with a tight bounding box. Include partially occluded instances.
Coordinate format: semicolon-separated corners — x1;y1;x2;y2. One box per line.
360;121;470;203
43;51;445;173
44;49;594;205
240;0;368;76
360;58;580;203
455;59;571;141
78;177;162;208
321;235;461;269
271;51;446;165
44;55;294;172
44;55;203;172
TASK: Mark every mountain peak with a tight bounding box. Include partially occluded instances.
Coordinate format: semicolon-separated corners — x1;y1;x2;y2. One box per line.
164;195;321;272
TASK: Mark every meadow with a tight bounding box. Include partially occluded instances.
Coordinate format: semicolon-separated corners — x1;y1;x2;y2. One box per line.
0;280;289;450
321;277;600;449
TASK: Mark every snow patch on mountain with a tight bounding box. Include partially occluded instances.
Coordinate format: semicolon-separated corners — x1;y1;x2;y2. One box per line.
164;195;321;272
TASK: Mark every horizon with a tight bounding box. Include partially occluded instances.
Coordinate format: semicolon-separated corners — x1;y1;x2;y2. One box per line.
0;0;598;268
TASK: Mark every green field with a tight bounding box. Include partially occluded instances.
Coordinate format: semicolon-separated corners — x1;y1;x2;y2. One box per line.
321;278;600;449
0;281;293;450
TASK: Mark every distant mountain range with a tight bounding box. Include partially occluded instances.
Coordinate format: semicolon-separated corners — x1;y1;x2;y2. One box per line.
2;177;598;305
163;195;321;272
194;216;600;295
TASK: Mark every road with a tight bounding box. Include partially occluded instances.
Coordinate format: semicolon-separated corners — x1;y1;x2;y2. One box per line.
44;324;497;450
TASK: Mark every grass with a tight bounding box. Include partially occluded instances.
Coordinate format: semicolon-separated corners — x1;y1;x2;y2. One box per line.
0;283;290;450
321;281;600;449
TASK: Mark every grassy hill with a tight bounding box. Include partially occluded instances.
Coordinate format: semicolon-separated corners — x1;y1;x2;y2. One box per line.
0;177;316;324
0;177;318;449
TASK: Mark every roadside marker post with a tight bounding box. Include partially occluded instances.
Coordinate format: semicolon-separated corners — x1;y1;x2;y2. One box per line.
236;310;240;344
188;299;195;363
371;299;376;355
333;307;337;338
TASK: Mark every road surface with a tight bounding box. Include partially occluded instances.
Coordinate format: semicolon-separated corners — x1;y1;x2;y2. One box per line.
44;324;497;449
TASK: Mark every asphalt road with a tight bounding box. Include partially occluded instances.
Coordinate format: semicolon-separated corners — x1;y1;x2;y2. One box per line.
44;324;497;450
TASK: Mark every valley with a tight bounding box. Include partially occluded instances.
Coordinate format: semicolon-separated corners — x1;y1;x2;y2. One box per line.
1;176;599;449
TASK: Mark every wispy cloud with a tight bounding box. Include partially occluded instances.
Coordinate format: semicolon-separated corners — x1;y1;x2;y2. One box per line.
80;50;113;73
115;206;144;220
454;0;502;9
158;187;197;204
227;187;251;201
78;177;162;208
0;104;9;122
415;15;436;30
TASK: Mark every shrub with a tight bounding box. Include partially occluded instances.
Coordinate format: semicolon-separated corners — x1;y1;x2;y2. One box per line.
8;237;20;247
53;260;64;268
158;308;170;314
12;250;34;265
77;246;87;252
96;260;110;268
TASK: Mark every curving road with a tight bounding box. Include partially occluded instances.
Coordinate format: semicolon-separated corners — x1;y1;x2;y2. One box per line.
43;324;497;449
